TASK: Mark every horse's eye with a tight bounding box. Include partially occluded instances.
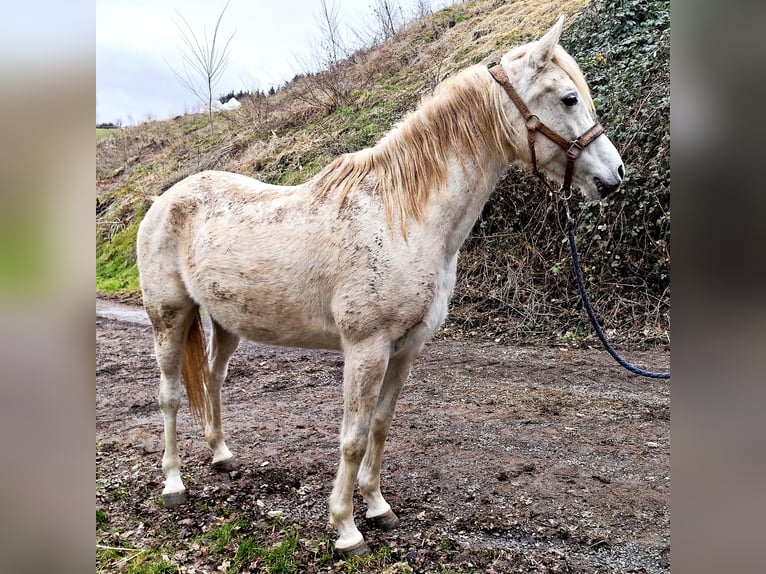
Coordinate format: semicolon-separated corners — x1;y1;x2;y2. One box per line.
561;93;578;107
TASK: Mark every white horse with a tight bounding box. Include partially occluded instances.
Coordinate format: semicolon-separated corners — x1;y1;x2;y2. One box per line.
136;16;623;555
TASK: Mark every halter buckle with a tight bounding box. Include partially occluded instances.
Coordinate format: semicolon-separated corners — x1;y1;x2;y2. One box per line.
567;140;583;159
526;115;541;131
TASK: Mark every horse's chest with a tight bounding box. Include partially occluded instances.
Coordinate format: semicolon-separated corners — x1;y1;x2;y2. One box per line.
425;254;458;330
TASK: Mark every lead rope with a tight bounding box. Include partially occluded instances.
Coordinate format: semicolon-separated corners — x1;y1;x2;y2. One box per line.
488;63;669;378
564;206;670;379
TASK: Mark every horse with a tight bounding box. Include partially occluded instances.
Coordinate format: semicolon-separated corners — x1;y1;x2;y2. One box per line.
136;16;623;555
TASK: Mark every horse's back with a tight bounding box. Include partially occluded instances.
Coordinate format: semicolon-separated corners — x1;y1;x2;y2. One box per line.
137;171;345;347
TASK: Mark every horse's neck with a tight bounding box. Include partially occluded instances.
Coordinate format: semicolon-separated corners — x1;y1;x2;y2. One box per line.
427;151;510;257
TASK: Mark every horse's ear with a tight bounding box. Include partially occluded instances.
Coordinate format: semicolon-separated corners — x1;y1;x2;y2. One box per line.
528;15;565;71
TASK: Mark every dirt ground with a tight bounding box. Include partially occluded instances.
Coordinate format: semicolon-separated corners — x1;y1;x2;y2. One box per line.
96;299;669;573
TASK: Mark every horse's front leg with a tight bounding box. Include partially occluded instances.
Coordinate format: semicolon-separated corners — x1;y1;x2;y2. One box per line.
329;335;391;555
357;342;423;530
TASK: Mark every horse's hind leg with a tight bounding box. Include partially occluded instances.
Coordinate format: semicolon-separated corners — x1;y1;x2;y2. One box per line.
205;319;240;470
357;341;423;530
146;300;197;506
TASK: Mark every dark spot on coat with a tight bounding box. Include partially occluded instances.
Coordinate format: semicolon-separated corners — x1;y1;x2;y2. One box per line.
211;281;234;301
271;207;287;223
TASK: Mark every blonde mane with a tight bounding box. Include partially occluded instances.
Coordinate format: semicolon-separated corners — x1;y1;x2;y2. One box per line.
312;65;518;235
312;43;593;235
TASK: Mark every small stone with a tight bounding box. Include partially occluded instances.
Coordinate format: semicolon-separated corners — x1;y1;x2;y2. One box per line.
229;470;241;480
141;440;161;454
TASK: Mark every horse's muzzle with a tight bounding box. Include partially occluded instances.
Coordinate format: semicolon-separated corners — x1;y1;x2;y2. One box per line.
595;170;623;197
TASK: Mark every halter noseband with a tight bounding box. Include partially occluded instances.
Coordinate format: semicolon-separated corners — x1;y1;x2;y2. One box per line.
488;64;604;196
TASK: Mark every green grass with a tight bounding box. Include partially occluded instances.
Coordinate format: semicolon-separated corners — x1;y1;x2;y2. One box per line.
341;543;399;573
232;536;263;571
97;128;117;142
96;199;148;295
97;539;177;574
208;519;249;553
194;517;300;574
124;552;176;574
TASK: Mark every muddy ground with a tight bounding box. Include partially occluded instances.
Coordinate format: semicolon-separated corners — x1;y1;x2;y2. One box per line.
96;300;669;573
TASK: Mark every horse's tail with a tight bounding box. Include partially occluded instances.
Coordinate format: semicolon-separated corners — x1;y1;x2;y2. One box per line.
181;308;210;427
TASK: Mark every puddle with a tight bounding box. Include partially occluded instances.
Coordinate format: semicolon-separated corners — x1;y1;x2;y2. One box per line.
96;299;150;325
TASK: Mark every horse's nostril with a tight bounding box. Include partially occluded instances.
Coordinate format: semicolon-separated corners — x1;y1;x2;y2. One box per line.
618;164;625;179
595;177;619;197
603;182;619;197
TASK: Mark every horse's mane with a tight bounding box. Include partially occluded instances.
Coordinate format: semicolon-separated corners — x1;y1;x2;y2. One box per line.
312;43;593;235
312;64;517;235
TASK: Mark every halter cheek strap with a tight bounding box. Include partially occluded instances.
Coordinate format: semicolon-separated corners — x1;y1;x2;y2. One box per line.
488;64;604;194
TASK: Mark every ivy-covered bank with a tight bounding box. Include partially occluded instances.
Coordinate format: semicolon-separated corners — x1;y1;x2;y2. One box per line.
453;0;669;344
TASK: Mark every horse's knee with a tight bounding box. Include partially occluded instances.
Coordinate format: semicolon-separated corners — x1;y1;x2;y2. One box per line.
340;434;368;462
158;387;181;412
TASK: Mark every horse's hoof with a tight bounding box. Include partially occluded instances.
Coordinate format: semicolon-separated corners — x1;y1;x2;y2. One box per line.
336;541;370;558
162;490;187;507
212;457;238;472
367;509;400;531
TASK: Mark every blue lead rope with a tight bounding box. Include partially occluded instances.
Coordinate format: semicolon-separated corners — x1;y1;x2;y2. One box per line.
566;216;670;379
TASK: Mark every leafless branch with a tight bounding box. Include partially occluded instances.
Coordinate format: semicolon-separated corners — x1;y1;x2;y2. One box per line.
167;0;236;137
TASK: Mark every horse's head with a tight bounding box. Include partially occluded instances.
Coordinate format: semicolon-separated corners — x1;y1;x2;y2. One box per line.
496;16;624;200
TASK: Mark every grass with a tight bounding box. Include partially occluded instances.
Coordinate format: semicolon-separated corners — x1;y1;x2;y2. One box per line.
96;538;177;574
97;128;117;142
193;517;301;574
124;552;176;574
96;198;149;295
98;517;304;573
96;220;141;293
340;544;398;573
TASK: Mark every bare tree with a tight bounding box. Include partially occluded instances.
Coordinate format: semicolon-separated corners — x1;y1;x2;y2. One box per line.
168;0;235;137
316;0;345;67
412;0;432;19
371;0;404;42
291;0;358;112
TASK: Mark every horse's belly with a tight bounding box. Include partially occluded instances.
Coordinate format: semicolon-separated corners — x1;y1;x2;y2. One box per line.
199;291;342;350
238;317;342;350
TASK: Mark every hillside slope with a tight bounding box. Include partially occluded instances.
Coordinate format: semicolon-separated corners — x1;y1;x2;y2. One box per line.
96;0;669;345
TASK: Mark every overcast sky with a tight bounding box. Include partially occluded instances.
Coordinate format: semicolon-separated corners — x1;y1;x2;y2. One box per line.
96;0;452;125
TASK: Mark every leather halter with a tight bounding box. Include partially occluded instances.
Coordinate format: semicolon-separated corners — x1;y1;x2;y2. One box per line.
488;64;604;195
